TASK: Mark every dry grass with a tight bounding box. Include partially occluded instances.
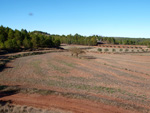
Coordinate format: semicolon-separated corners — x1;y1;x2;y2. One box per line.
0;100;71;113
0;48;150;112
0;86;149;113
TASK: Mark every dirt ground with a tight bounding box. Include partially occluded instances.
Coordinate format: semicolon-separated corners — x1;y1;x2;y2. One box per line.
0;45;150;113
1;93;136;113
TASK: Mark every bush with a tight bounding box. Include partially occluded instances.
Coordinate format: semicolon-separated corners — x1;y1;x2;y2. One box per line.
97;48;102;52
142;49;145;52
112;49;116;52
125;49;129;52
119;49;123;52
104;48;109;52
69;47;85;57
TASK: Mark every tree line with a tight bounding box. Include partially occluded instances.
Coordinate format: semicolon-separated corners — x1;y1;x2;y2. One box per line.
53;34;150;47
0;25;60;52
99;37;150;47
52;34;98;46
0;25;150;52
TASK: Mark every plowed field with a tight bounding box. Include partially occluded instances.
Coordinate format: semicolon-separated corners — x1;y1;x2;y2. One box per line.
0;50;150;113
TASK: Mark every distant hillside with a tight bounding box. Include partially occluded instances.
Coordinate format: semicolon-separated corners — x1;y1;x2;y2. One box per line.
31;31;50;36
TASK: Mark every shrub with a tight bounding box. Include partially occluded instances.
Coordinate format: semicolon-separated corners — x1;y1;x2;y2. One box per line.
119;49;123;52
112;49;116;52
69;47;85;57
131;50;134;52
104;48;109;52
97;48;102;52
125;49;129;52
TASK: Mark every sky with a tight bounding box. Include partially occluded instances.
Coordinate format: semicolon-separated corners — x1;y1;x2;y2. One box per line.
0;0;150;38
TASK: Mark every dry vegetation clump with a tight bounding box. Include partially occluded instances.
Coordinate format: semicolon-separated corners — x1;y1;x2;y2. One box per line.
97;48;102;52
0;100;68;113
104;48;109;52
112;49;116;52
69;47;85;57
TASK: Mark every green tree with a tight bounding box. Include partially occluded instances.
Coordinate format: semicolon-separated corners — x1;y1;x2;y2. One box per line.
8;29;14;39
0;34;5;43
4;39;13;50
0;42;5;49
31;35;40;48
90;37;97;46
14;30;23;42
53;39;60;47
23;37;32;49
12;38;20;50
111;38;116;44
44;37;53;47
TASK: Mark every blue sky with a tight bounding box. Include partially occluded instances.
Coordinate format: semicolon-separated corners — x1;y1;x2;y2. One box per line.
0;0;150;38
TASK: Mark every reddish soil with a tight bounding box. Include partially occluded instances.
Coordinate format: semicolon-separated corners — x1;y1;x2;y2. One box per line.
0;50;150;113
0;93;135;113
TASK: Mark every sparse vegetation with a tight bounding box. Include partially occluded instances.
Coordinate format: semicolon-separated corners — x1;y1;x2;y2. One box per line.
0;50;63;72
112;48;116;52
69;47;85;57
104;48;109;52
125;48;129;52
0;100;65;113
131;50;134;52
1;44;150;113
119;48;123;52
97;48;102;52
142;49;145;52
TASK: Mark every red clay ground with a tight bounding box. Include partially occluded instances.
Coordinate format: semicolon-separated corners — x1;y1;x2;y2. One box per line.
0;49;150;113
1;93;135;113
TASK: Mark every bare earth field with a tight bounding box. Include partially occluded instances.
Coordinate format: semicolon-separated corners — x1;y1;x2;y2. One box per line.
0;45;150;113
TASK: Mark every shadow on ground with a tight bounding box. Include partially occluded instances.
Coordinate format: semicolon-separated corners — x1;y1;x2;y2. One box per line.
81;56;97;59
0;66;13;72
0;85;20;98
0;100;12;106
